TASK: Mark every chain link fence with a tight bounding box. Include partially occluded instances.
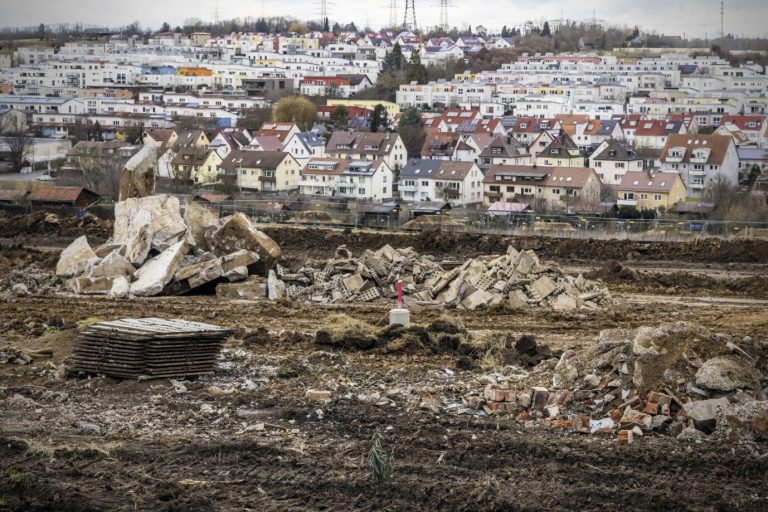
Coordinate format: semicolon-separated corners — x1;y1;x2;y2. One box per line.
209;198;768;242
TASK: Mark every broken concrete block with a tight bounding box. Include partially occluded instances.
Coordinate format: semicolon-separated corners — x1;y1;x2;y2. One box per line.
173;258;224;293
114;195;190;261
224;266;249;283
94;242;125;259
682;398;730;433
695;356;760;392
531;387;549;412
305;389;331;401
118;145;157;201
109;276;130;299
185;201;220;251
216;281;267;299
532;275;558;300
342;273;366;293
553;294;578;311
56;236;99;278
460;289;495;310
221;250;260;274
620;408;653;430
267;269;285;300
377;244;395;261
507;290;529;309
71;276;117;295
207;213;281;273
88;251;135;279
129;241;189;297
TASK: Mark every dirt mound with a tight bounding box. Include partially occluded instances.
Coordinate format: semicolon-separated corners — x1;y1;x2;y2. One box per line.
401;215;465;231
0;211;112;243
587;261;768;298
261;225;768;264
287;210;343;224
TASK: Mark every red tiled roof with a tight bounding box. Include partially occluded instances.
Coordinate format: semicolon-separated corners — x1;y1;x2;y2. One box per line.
29;186;86;202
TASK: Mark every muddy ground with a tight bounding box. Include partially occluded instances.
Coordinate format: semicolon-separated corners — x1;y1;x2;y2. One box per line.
1;221;768;511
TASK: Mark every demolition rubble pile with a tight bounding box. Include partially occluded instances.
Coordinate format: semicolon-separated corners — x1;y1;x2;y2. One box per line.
55;195;281;297
470;322;767;444
278;244;611;310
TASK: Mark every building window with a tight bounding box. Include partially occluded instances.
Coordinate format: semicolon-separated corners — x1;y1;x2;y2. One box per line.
654;194;662;201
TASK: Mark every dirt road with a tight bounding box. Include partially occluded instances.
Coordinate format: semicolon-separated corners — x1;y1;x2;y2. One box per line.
1;294;767;511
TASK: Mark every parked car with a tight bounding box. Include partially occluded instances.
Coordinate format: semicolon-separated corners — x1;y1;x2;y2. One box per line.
37;174;54;182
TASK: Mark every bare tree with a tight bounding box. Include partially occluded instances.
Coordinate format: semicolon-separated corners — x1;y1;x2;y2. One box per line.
4;131;34;173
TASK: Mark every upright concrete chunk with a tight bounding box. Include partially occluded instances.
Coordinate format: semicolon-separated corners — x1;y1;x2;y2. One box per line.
130;241;189;297
207;213;281;273
119;145;157;201
56;236;99;278
185;201;220;251
532;275;558;300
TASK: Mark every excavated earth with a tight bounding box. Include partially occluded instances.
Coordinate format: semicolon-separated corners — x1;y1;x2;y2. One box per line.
1;217;768;511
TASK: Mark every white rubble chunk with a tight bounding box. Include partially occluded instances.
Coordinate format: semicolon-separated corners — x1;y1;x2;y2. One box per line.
130;241;189;297
56;236;99;278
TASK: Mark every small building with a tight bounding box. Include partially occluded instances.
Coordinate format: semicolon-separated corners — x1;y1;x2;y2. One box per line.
617;171;686;212
29;186;100;208
220;150;300;192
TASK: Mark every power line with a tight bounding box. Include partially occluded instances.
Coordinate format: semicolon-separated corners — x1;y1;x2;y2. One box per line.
403;0;417;31
439;0;449;31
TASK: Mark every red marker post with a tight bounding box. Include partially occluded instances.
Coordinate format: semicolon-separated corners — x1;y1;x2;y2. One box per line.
397;280;403;308
390;279;410;327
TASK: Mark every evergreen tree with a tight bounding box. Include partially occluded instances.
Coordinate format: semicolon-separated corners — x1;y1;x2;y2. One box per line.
370;104;388;133
397;106;426;158
160;22;171;32
329;105;349;131
541;22;551;37
323;17;330;33
405;52;428;84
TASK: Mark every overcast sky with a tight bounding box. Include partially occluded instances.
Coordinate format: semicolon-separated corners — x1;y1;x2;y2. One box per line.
2;0;766;38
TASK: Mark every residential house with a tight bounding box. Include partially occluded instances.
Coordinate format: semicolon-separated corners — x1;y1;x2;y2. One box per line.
634;119;687;150
143;128;178;148
247;136;284;152
542;167;602;211
209;129;250;157
173;130;210;150
482;165;601;211
325;131;408;171
508;117;561;146
398;159;443;203
617;171;686;212
589;139;644;185
482;165;550;207
571;119;625;150
220;150;300;192
253;122;301;144
658;134;740;196
715;123;754;147
535;132;585;168
335;160;393;202
300;156;393;201
421;131;462;160
171;147;224;184
283;131;326;168
528;131;556;160
737;147;768;173
477;135;530;167
298;158;345;197
430;161;484;206
451;133;496;163
718;115;767;148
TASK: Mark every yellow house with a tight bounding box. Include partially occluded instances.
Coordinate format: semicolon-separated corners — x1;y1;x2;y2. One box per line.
617;171;687;211
220;150;300;192
171;148;224;184
327;99;400;116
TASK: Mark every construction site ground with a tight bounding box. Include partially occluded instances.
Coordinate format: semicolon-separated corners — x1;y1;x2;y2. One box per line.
1;220;768;511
